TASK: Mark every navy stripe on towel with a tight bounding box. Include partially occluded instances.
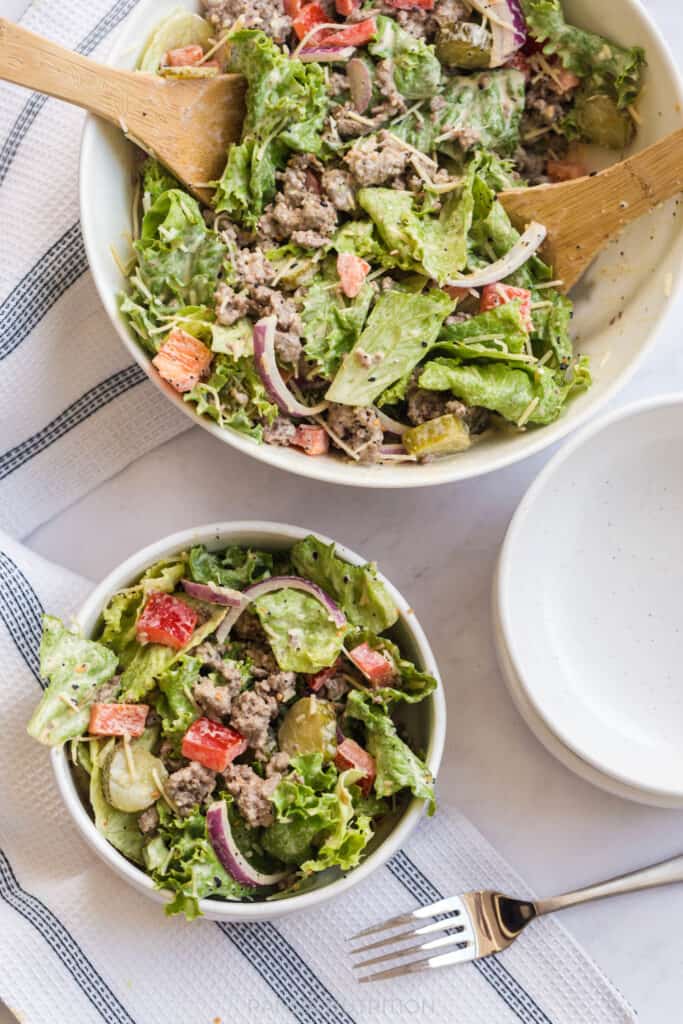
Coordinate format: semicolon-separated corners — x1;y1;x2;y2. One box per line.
217;921;356;1024
0;364;147;481
0;551;43;683
388;851;554;1024
0;0;140;187
0;849;136;1024
0;221;88;362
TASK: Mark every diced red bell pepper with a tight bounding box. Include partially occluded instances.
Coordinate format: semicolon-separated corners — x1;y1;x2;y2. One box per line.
444;284;475;302
480;283;533;333
335;738;376;796
335;0;358;15
152;328;212;394
292;1;328;40
550;66;580;94
322;17;377;46
347;642;396;687
384;0;433;9
136;592;198;650
164;44;205;67
308;658;343;693
89;703;149;738
546;159;587;182
505;51;531;81
284;0;303;15
337;252;370;298
294;425;329;456
182;717;248;772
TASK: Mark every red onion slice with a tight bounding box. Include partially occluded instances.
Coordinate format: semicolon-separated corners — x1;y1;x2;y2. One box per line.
347;57;372;113
446;222;546;288
469;0;526;67
216;574;346;643
207;801;290;888
253;317;329;418
373;406;407;437
181;579;243;607
299;45;356;62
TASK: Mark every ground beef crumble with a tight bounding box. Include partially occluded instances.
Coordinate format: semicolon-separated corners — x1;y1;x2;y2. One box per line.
166;762;217;817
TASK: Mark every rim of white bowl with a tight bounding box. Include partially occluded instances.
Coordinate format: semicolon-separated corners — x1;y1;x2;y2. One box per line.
495;392;683;799
51;521;446;920
79;0;683;490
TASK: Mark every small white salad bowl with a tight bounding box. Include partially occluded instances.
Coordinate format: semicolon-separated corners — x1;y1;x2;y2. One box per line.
51;522;446;921
494;394;683;807
80;0;683;489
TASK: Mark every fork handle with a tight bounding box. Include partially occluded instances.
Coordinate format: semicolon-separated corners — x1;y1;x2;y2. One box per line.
535;853;683;916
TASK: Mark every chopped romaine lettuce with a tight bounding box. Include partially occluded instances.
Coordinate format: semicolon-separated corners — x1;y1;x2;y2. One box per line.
344;628;436;706
154;655;202;752
302;275;375;378
253;589;347;673
188;544;275;589
438;302;529;355
27;617;118;746
369;16;441;100
184;352;278;442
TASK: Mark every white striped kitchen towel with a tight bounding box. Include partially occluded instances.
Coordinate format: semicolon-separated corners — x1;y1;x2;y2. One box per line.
0;528;636;1024
0;0;190;540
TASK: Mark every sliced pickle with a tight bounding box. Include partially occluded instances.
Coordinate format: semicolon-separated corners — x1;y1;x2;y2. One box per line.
573;92;634;149
278;697;337;762
102;743;168;813
403;413;472;457
436;23;492;69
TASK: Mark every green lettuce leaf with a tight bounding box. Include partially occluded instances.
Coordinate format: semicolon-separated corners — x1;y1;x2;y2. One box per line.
153;805;252;919
188;544;275;589
531;291;574;364
27;617;119;747
344;628;436;706
214;31;328;226
98;555;187;661
90;740;144;864
290;535;398;633
369;16;441;100
302;276;375;378
253;589;346;673
418;358;591;425
154;655;202;751
326;289;454;406
300;769;373;875
438;302;529;355
141;158;180;207
520;0;645;108
345;691;435;813
184;352;278;441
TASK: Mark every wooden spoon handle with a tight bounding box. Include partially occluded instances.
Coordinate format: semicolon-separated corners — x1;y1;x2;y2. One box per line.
587;126;683;237
0;17;138;126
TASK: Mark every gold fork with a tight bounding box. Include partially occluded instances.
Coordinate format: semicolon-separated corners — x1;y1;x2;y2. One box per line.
350;852;683;982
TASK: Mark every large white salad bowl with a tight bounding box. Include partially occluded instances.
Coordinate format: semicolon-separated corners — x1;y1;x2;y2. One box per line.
80;0;683;487
51;522;446;920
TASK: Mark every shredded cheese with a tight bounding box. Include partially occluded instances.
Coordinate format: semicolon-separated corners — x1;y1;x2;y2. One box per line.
58;693;80;713
517;396;540;428
534;279;565;290
123;734;138;780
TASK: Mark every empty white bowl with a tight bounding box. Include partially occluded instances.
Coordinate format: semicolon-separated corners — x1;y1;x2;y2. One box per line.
494;395;683;806
79;0;683;488
51;521;445;920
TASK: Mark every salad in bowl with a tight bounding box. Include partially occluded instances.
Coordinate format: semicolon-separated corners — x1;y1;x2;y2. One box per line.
117;0;645;467
28;527;442;919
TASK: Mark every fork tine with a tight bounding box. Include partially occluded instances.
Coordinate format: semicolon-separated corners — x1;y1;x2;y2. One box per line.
351;917;464;955
352;931;469;971
357;941;477;983
348;895;465;940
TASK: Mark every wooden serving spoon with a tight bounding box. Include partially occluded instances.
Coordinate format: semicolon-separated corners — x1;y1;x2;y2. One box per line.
500;128;683;292
0;18;246;204
1;18;681;291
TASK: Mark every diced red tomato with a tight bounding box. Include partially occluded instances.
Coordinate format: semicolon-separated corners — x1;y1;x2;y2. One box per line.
335;0;358;15
182;717;248;772
337;252;370;298
89;703;149;738
550;66;580;94
294;425;329;456
348;642;396;687
322;17;377;46
505;51;531;81
480;283;533;333
335;738;376;796
292;1;328;40
444;284;474;302
164;44;205;67
284;0;303;15
308;658;343;693
546;159;588;182
384;0;433;9
136;592;198;650
152;328;212;394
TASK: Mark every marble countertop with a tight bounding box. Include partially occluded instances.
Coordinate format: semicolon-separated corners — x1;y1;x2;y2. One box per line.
3;0;683;1021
